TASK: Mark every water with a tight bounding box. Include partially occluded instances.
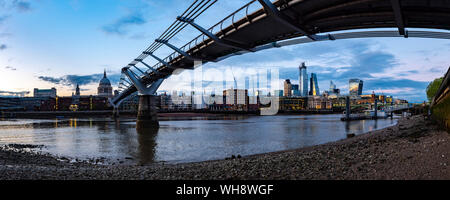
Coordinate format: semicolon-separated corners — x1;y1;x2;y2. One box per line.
0;114;398;164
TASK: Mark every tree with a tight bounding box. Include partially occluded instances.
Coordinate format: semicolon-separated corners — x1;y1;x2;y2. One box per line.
426;77;444;102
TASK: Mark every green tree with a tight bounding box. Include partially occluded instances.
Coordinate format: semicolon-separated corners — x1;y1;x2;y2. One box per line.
426;77;444;102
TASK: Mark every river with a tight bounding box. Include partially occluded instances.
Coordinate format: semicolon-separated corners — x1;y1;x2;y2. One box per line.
0;114;398;165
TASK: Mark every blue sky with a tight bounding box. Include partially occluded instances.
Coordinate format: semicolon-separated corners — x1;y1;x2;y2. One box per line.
0;0;449;102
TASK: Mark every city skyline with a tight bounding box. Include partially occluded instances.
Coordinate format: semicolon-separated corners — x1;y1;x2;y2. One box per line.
0;0;449;102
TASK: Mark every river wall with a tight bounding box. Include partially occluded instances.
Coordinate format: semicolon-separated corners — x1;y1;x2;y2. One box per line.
432;92;450;131
432;67;450;131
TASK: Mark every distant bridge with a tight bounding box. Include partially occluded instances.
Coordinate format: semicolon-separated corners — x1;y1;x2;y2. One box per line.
108;0;450;127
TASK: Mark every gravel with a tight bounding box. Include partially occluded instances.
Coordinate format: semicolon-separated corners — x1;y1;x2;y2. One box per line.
0;115;448;180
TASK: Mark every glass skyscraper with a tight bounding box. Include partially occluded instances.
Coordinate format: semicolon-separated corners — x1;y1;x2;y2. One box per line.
291;84;300;96
299;62;308;97
309;73;320;96
349;79;364;96
330;81;336;91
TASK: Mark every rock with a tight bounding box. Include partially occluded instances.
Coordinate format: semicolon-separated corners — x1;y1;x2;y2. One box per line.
347;133;356;138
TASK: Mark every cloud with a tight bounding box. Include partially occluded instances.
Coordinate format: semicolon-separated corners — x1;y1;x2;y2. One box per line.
0;0;32;12
0;33;11;38
0;15;8;24
102;12;147;36
0;44;6;50
5;66;16;71
37;76;63;85
0;90;29;97
37;73;121;87
12;0;31;12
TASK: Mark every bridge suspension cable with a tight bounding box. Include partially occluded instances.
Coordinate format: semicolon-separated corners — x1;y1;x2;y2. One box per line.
127;0;218;68
114;0;218;104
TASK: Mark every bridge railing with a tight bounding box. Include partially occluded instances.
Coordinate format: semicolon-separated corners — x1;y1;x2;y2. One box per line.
149;0;262;72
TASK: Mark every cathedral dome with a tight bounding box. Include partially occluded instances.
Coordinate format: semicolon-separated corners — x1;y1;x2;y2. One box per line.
99;70;111;86
98;70;113;98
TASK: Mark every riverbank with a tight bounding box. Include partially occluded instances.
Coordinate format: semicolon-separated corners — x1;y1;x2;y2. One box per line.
0;114;448;180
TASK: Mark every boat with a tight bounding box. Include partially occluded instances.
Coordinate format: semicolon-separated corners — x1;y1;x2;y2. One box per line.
363;109;388;119
341;109;388;121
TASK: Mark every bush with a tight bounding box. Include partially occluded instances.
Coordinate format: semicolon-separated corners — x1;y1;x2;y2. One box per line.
426;77;444;102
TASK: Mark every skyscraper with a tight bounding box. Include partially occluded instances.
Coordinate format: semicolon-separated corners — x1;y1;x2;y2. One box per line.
256;72;260;90
245;76;250;90
329;81;340;95
284;79;292;97
299;62;308;97
291;84;300;96
267;69;271;95
309;73;320;96
349;79;364;96
329;81;336;91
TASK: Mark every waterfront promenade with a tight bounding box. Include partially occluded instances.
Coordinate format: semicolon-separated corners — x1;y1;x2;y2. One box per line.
0;114;448;180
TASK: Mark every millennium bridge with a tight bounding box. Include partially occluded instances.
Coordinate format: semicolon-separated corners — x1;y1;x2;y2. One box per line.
108;0;450;128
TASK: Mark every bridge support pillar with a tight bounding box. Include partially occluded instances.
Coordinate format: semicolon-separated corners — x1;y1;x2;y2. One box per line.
345;96;350;120
112;107;120;118
137;95;159;129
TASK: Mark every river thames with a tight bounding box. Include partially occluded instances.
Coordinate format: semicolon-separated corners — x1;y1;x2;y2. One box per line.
0;114;398;165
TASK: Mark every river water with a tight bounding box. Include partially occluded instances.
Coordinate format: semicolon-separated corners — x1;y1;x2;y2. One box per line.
0;114;398;165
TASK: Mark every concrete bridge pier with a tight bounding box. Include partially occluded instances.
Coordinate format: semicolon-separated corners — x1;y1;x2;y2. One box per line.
137;95;159;129
120;66;164;130
113;107;120;118
345;96;350;120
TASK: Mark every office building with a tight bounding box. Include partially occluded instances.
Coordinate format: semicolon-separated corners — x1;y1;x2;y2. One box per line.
299;62;308;97
245;76;250;91
291;84;300;96
274;90;284;97
309;73;320;96
279;97;307;111
308;96;332;110
329;81;340;95
267;69;271;94
284;79;292;97
223;89;249;111
349;79;364;96
33;88;57;98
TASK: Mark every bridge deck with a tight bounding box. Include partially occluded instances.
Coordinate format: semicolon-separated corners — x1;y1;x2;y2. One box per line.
114;0;450;104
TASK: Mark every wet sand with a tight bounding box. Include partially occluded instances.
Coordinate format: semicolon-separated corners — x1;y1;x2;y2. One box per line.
0;115;448;180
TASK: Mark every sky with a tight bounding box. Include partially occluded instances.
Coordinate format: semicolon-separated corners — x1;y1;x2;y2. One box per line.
0;0;449;102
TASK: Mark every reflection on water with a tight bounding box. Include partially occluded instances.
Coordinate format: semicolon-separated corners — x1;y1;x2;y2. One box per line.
0;114;398;164
136;126;158;164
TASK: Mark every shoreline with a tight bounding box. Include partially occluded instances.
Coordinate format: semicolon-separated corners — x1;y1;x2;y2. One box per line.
0;114;448;180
